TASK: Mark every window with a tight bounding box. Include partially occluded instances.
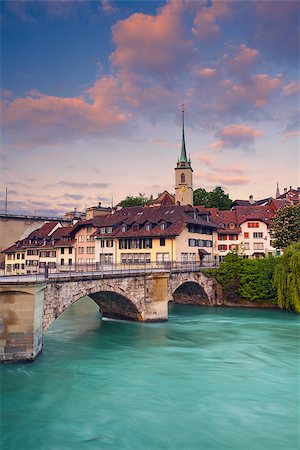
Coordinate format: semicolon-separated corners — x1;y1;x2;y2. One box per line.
218;244;227;252
253;242;264;250
86;247;95;254
181;173;185;183
106;240;113;248
7;254;12;260
21;264;25;270
218;234;227;240
68;259;72;265
22;254;25;259
229;235;238;241
78;235;84;242
244;243;250;250
156;253;170;263
100;228;106;234
145;239;152;248
78;247;84;254
68;247;72;254
253;232;263;239
181;253;188;262
132;224;139;231
61;248;65;255
160;238;166;246
78;258;84;265
87;235;94;242
229;223;235;230
48;262;56;269
244;232;249;239
61;258;64;265
145;223;151;231
107;227;112;234
6;265;12;272
248;222;259;228
160;222;166;230
121;225;127;232
120;240;126;249
27;249;38;256
17;253;20;259
188;239;196;247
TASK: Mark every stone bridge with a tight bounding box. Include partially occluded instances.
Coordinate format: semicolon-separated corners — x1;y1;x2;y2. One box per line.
0;270;221;362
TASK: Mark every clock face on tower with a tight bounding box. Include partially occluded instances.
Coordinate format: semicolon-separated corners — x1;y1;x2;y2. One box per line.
180;185;187;192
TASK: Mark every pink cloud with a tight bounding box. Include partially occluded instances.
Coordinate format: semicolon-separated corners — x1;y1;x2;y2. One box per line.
283;81;300;97
226;44;259;79
198;68;217;78
111;1;193;76
100;0;119;15
192;1;232;40
205;174;250;185
283;131;300;140
2;76;130;147
194;153;213;165
210;124;265;150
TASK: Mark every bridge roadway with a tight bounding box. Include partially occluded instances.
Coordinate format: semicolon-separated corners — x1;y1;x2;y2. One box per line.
0;264;221;363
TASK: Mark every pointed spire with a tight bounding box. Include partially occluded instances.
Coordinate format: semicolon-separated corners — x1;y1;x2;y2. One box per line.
177;103;189;167
276;181;280;198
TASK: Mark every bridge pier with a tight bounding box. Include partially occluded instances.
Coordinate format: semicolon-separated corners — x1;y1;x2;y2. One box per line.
143;273;169;321
0;283;45;362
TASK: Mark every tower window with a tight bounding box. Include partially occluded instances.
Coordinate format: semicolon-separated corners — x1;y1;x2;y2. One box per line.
181;173;185;183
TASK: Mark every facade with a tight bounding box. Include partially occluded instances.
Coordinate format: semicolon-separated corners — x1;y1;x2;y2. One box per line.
201;206;278;260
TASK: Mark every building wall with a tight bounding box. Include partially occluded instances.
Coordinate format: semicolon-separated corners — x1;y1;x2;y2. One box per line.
0;215;69;263
115;236;175;264
74;225;97;265
174;227;214;262
174;168;193;206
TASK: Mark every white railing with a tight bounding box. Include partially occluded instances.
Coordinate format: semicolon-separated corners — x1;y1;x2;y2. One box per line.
0;261;219;284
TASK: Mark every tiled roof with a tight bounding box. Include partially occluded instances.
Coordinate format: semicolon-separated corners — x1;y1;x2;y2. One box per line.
27;221;61;239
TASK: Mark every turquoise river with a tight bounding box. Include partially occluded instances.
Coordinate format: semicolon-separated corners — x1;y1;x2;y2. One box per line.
1;298;299;450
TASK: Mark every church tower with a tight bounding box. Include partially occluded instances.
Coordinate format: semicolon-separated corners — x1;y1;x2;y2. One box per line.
175;106;193;206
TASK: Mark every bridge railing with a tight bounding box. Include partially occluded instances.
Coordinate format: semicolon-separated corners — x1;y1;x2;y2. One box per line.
0;260;219;283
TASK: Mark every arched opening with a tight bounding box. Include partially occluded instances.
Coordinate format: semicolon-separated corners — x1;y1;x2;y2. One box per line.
181;172;185;183
172;281;209;306
89;291;143;321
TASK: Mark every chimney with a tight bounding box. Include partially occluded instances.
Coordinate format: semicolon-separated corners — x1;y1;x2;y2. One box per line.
284;188;287;193
249;195;254;205
289;186;292;190
98;202;102;208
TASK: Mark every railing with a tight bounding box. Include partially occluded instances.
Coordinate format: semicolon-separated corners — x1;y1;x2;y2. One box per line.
0;260;219;284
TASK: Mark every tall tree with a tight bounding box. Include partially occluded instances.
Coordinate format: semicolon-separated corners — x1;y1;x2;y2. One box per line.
193;186;232;210
120;193;149;207
270;205;300;248
273;241;300;313
193;188;210;206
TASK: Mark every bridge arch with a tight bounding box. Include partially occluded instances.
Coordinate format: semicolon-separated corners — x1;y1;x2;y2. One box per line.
169;272;220;306
43;277;146;333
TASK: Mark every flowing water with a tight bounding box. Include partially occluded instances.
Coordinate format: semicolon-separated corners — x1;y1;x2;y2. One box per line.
1;298;299;450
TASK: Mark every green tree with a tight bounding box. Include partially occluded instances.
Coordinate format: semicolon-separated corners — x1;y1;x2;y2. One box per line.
120;193;149;207
270;205;300;248
273;241;300;313
207;186;232;210
193;186;232;210
193;188;210;206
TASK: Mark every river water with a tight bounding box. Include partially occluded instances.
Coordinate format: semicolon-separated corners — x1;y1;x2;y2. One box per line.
1;298;299;450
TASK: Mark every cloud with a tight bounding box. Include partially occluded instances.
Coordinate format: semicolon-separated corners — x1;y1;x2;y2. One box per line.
283;81;300;97
194;153;213;165
198;68;217;78
283;131;300;140
100;0;119;15
226;44;259;80
2;77;130;147
210;124;265;150
204;174;250;185
192;1;232;40
64;194;85;201
111;1;193;78
53;182;109;190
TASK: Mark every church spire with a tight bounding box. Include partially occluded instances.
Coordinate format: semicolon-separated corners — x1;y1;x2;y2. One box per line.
177;104;190;167
276;181;280;198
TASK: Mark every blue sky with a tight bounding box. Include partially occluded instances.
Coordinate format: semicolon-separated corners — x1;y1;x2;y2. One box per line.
1;0;299;215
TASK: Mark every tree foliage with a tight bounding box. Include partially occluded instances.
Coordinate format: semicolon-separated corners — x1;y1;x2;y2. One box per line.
273;242;300;313
270;205;300;248
120;193;150;207
208;253;277;303
193;186;232;210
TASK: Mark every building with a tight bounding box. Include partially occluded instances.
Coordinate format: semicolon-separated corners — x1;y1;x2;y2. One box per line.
174;107;193;206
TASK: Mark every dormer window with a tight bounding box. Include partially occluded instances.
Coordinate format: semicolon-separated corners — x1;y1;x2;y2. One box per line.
193;210;198;219
145;223;151;231
121;224;127;232
132;224;139;232
229;223;235;230
160;222;166;230
100;227;105;234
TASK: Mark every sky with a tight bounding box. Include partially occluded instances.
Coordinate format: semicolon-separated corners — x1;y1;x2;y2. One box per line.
1;0;299;216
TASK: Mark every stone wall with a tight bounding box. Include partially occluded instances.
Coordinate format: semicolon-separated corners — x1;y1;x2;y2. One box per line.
0;283;45;362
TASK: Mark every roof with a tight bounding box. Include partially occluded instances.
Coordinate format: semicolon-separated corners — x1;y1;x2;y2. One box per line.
152;191;175;206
